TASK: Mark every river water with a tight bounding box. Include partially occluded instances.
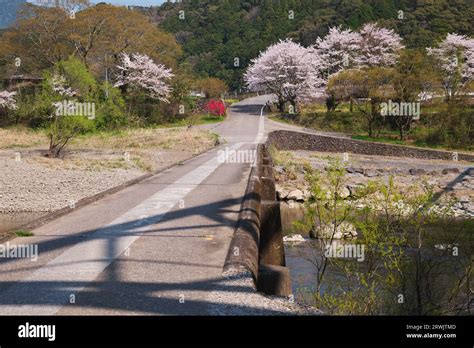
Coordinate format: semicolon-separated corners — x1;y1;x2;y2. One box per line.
281;202;336;305
281;202;473;312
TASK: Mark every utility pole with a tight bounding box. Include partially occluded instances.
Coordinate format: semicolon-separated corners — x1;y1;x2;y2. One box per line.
105;53;109;98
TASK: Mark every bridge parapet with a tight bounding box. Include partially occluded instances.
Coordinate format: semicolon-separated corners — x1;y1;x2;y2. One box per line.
223;144;291;297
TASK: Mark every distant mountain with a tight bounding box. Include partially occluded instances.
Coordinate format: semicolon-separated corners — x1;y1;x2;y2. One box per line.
0;0;27;28
0;0;167;28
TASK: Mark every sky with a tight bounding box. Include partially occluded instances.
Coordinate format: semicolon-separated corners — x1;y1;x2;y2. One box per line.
92;0;166;6
27;0;167;6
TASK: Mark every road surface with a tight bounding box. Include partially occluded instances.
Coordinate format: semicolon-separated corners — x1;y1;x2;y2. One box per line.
0;95;302;315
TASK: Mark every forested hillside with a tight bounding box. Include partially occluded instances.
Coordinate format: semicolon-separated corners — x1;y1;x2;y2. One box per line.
140;0;474;89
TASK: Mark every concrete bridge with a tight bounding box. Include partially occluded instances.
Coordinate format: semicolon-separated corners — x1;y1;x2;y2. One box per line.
0;95;300;315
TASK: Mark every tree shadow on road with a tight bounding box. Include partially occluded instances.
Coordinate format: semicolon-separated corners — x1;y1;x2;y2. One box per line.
0;195;294;315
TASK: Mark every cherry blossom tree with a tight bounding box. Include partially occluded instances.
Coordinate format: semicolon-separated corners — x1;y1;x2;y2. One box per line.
244;39;325;111
0;91;18;110
427;33;474;101
312;26;361;80
245;25;403;111
51;74;76;97
312;24;404;77
310;26;362;110
114;52;174;102
354;23;404;68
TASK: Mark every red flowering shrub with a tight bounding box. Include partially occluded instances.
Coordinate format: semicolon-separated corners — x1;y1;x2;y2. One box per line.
206;99;226;117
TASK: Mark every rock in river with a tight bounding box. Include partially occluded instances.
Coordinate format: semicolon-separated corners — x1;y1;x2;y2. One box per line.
287;189;305;202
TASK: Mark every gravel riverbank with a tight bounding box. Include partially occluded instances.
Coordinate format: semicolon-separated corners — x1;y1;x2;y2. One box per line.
0;128;216;215
275;151;474;218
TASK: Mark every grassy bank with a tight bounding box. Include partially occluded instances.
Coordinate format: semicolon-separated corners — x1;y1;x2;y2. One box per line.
270;101;474;152
0;126;218;172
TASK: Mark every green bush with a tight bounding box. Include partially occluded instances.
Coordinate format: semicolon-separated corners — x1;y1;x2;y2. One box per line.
48;115;95;157
422;107;474;150
56;57;98;99
41;57;99;157
95;84;127;130
294;158;472;315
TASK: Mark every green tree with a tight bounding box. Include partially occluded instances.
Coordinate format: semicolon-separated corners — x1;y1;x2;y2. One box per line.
328;67;397;137
390;49;439;140
95;83;126;130
292;156;472;315
196;77;228;99
45;57;97;157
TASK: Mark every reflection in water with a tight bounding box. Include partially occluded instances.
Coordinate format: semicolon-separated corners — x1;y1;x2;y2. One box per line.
280;201;305;233
285;242;318;304
281;201;320;305
281;202;474;314
285;240;359;306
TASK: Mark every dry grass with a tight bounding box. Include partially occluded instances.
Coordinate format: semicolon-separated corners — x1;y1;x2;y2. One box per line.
0;127;215;151
71;127;215;152
1;127;217;172
28;154;145;171
68;128;216;171
269;147;312;182
269;146;294;167
0;127;47;149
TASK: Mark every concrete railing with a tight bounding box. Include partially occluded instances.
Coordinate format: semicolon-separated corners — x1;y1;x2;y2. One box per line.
223;144;291;297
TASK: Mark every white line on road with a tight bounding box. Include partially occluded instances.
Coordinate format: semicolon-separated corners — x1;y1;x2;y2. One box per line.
253;103;266;144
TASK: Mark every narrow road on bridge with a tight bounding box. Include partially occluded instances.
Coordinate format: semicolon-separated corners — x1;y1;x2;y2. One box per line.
0;95;297;315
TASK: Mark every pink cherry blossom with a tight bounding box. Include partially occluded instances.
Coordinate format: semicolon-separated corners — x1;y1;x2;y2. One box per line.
114;52;174;102
427;33;474;99
355;23;405;67
245;24;404;105
244;39;325;104
312;26;361;79
0;90;18;110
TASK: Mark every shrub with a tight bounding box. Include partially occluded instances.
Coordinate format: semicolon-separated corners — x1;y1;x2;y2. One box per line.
292;158;472;315
48;115;94;158
206;99;226;117
196;78;228;99
56;57;98;99
95;84;127;130
42;58;99;157
422;106;474;150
